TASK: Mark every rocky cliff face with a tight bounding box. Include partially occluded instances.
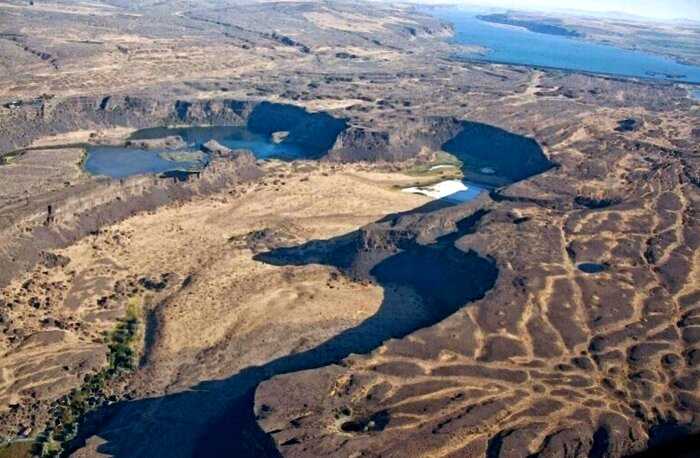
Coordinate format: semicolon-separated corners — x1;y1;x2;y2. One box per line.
1;96;466;166
0;97;250;153
0;151;262;291
1;97;351;153
328;117;463;163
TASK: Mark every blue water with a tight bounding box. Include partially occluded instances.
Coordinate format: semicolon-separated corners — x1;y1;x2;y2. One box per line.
578;263;608;274
129;126;306;159
84;126;307;178
84;146;203;179
445;183;485;203
425;7;700;84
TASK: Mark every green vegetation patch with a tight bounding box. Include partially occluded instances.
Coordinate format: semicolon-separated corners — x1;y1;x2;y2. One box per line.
0;151;24;165
403;151;463;177
158;150;207;163
33;302;143;457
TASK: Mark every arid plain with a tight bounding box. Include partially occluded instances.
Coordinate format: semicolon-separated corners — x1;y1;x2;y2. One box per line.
0;1;699;457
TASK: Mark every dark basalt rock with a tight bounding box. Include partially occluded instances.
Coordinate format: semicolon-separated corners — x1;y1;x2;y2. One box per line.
615;118;641;132
38;251;71;269
574;196;619;209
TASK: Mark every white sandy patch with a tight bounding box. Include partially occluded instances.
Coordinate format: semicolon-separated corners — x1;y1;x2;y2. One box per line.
402;179;484;202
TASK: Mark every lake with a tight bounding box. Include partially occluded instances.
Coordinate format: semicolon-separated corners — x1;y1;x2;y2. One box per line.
84;102;348;179
85;123;344;179
84;126;307;179
83;146;206;179
423;7;700;84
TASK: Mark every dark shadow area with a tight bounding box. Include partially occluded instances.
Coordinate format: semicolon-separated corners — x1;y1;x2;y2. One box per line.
590;427;611;458
628;430;700;458
377;196;459;222
574;196;620;209
67;210;497;458
247;102;348;159
615;118;640;133
442;121;553;186
131;102;348;160
160;170;200;182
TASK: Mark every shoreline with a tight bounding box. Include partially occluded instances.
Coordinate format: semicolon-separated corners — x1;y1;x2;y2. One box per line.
447;53;700;87
417;5;700;72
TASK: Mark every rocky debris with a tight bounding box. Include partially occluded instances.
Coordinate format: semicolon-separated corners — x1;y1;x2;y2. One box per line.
0;34;59;70
271;131;289;144
615;118;642;132
39;251;71;269
124;135;187;150
574;195;621;209
201;139;235;158
229;226;303;253
335;52;358;59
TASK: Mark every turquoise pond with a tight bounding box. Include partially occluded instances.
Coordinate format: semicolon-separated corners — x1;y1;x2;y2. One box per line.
424;7;700;84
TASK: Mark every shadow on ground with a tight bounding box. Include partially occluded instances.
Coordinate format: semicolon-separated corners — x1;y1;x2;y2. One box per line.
68;209;498;458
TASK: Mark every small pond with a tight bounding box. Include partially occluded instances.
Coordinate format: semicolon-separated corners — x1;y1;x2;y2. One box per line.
83;145;206;179
578;263;608;274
